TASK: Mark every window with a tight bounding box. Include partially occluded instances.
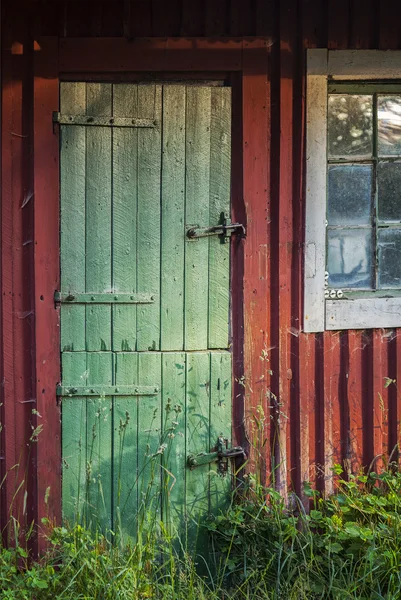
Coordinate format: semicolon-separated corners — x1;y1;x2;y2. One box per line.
304;50;401;331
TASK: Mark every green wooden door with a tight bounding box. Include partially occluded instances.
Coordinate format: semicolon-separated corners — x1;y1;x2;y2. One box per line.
59;82;233;544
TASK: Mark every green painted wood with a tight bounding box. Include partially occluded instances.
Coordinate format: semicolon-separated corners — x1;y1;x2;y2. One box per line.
86;352;113;531
185;88;212;351
85;83;112;351
161;352;186;535
113;352;139;542
112;84;138;352
208;89;231;349
60;84;233;546
209;352;232;514
160;86;186;351
60;82;86;352
137;85;162;351
137;353;162;527
185;352;211;550
61;351;87;524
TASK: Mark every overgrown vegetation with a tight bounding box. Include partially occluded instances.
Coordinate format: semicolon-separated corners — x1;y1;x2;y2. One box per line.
2;464;401;598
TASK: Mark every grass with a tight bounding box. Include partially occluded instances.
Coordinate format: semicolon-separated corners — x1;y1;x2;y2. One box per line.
2;462;401;598
2;399;401;599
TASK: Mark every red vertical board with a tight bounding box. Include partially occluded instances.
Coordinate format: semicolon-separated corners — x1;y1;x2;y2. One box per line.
1;7;36;533
33;37;61;539
242;39;271;482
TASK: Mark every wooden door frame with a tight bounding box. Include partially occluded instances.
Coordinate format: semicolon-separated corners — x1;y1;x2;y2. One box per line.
32;36;270;530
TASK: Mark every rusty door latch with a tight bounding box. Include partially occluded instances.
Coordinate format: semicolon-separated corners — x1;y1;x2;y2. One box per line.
187;436;246;476
187;213;245;243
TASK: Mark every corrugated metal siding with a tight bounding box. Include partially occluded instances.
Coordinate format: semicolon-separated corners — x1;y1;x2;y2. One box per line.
2;0;401;531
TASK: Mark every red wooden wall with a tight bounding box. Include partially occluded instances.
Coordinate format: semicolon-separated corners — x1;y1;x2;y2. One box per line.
2;0;401;537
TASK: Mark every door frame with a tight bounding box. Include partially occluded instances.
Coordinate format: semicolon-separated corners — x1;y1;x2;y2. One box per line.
32;36;271;531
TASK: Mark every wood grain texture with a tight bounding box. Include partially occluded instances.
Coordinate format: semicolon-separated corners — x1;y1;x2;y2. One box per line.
112;84;138;352
85;83;112;352
61;352;87;524
136;85;162;351
113;352;139;541
208;88;231;349
60;82;86;352
160;86;186;351
184;87;211;351
34;37;61;536
242;40;270;480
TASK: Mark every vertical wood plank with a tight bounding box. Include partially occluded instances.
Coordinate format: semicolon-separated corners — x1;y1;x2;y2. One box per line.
86;352;113;531
209;352;232;514
242;40;270;481
34;36;61;537
114;352;139;541
136;85;162;351
60;82;86;352
160;85;186;351
278;0;296;495
328;0;350;48
85;83;112;351
112;84;138;352
61;352;87;524
137;353;162;525
372;331;386;471
347;331;364;472
185;352;210;550
161;352;186;535
185;87;211;351
208;88;231;349
205;0;229;36
323;333;341;494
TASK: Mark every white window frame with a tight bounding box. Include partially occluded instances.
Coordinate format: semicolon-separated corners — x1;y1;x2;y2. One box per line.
304;49;401;332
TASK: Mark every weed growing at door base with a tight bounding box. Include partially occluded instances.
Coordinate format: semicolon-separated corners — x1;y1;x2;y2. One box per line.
3;405;401;598
3;463;401;598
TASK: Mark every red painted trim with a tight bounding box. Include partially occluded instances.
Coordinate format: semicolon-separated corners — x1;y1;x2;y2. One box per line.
242;39;270;482
33;37;61;539
1;12;36;534
31;34;271;521
59;37;251;73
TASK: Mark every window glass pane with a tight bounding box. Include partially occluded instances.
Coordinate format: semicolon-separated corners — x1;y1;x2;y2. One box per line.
328;94;373;158
327;165;372;226
378;96;401;156
327;229;373;289
378;228;401;288
377;162;401;222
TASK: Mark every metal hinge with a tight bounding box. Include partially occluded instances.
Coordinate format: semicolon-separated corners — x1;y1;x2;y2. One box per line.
52;112;156;128
187;436;246;476
187;213;245;243
54;292;155;304
56;384;159;397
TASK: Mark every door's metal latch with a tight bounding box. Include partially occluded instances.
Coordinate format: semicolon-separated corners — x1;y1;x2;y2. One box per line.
187;436;246;476
187;212;245;243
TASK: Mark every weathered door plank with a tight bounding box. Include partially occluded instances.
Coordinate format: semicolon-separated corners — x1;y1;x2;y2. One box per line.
136;85;162;351
112;84;139;352
85;83;112;351
160;85;186;351
185;87;212;350
60;82;86;352
208;88;231;349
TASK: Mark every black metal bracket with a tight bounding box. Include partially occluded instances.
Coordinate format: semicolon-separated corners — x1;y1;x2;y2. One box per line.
187;436;246;476
186;213;246;243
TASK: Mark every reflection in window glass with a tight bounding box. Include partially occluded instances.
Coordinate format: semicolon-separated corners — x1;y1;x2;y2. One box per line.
378;96;401;156
377;162;401;222
327;228;373;289
378;228;401;288
328;95;373;158
328;165;372;226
